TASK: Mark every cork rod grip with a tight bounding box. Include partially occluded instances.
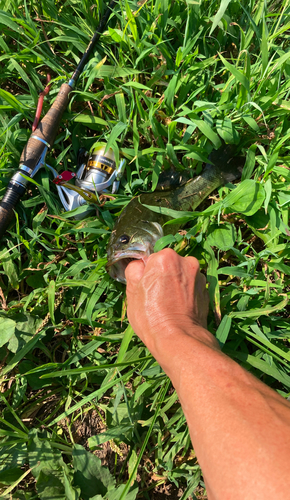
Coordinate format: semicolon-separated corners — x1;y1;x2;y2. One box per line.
20;83;72;170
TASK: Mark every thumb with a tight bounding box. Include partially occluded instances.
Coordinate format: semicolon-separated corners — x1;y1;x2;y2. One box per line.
125;259;145;288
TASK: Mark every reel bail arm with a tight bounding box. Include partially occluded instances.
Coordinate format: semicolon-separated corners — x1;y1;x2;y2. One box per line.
51;145;126;212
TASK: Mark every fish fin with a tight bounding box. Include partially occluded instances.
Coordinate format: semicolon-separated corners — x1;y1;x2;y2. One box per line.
206;144;245;183
156;170;192;191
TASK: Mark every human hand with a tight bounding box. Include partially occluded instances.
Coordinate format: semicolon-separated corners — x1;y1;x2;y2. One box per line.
125;249;215;353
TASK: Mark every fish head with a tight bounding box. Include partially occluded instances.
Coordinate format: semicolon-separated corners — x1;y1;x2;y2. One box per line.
107;219;164;283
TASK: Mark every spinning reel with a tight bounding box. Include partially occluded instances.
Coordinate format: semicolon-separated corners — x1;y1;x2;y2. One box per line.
49;143;126;213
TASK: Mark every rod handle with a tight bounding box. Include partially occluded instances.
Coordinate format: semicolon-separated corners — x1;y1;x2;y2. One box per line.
0;183;26;239
20;83;72;171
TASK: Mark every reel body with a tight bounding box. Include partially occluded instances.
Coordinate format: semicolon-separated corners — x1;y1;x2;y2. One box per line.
50;144;126;213
77;146;116;192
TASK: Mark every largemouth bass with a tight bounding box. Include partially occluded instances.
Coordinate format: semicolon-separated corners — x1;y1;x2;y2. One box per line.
107;146;244;283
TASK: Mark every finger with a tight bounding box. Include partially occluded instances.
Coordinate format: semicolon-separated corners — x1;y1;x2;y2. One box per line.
125;259;146;288
197;271;207;290
145;248;180;273
185;255;200;274
201;292;209;328
199;282;209;328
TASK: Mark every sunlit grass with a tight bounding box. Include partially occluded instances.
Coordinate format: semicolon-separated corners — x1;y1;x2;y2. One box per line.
0;0;290;498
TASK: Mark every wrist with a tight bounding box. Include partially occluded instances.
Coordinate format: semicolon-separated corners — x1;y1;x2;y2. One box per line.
144;322;220;382
152;320;220;354
183;321;220;350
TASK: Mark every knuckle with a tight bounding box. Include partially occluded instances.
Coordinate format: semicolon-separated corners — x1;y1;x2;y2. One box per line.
153;248;179;271
152;248;174;259
187;256;200;272
156;248;178;264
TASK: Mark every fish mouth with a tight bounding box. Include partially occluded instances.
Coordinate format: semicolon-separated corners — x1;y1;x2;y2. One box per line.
107;249;151;284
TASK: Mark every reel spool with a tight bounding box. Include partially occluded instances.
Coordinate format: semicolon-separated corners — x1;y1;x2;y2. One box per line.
76;145;116;192
50;143;126;213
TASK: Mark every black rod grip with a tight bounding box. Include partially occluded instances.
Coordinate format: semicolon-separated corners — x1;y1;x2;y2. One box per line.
0;184;26;239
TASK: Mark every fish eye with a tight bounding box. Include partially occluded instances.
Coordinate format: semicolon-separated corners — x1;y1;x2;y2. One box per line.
119;234;130;244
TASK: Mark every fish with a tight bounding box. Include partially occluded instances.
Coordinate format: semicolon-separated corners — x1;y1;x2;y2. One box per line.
107;145;244;283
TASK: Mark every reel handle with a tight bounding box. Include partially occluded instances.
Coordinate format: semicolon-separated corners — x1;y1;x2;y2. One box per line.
20;83;72;170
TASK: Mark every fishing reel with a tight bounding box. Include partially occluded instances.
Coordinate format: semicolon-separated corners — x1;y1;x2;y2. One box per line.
48;143;126;213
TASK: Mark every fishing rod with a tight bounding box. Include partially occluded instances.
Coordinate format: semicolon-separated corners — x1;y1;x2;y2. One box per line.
0;0;124;238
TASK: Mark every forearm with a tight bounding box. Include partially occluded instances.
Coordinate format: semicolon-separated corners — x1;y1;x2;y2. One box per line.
125;251;290;499
151;325;290;500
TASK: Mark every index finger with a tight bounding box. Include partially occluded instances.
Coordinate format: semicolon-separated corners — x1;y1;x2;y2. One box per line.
125;259;146;288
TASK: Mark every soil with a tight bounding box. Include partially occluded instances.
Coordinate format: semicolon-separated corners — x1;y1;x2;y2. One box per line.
59;408;208;499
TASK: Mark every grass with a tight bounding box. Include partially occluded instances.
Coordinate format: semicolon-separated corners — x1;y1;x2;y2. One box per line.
0;0;290;498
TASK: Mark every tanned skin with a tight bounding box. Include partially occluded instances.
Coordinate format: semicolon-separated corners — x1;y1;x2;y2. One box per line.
125;249;290;500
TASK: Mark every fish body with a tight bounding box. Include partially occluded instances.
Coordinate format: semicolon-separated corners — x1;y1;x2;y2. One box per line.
107;146;244;283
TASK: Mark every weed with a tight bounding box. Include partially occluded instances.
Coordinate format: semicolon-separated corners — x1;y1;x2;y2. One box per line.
0;0;290;498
